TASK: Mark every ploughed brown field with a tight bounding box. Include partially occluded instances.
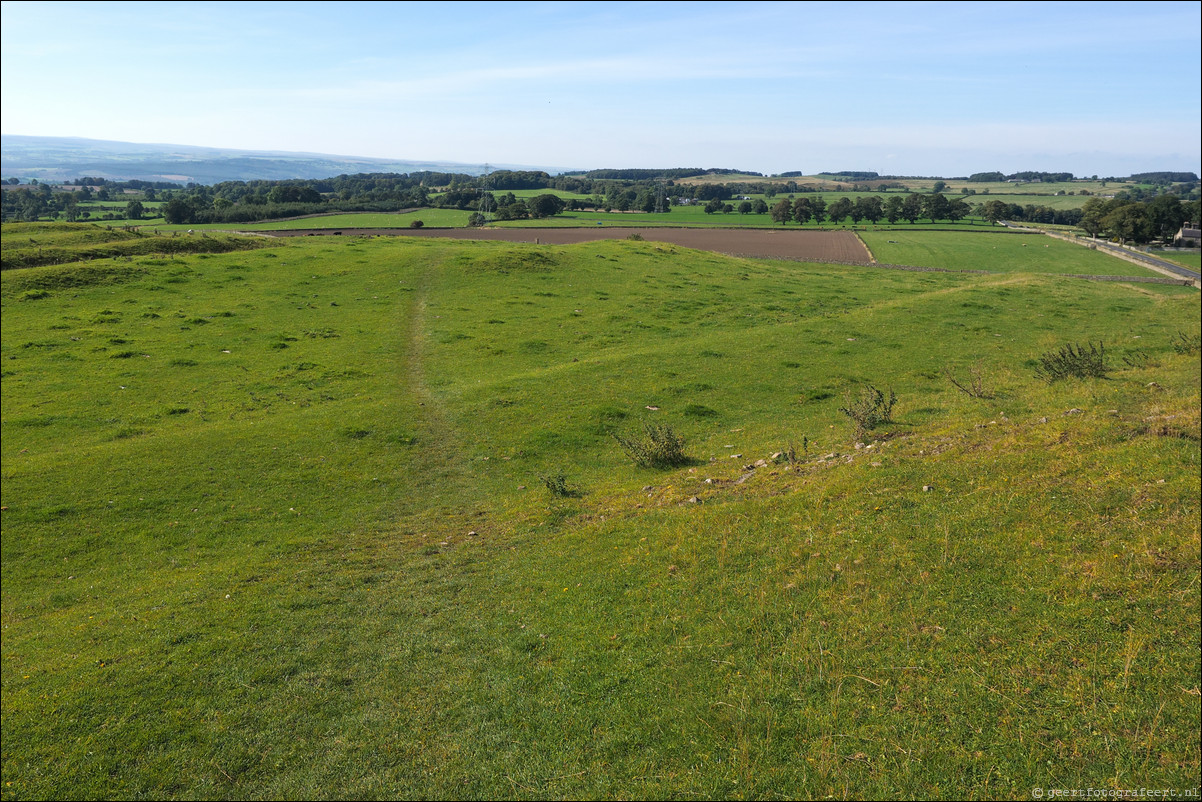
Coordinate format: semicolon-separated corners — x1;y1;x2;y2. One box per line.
271;226;872;263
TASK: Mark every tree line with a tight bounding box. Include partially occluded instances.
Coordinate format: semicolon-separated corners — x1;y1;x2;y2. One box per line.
766;193;974;225
1077;195;1199;244
2;171;1197;244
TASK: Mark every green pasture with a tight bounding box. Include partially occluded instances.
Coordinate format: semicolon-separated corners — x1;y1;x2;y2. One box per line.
0;222;268;270
143;207;1003;233
493;209;1000;230
496;207;767;227
487;188;594;201
680;173;1142;197
778;191;1101;211
860;229;1166;277
2;224;1199;799
77;200;165;209
145;209;476;232
1151;250;1202;271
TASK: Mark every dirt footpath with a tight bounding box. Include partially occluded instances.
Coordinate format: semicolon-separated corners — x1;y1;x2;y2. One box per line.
270;226;872;264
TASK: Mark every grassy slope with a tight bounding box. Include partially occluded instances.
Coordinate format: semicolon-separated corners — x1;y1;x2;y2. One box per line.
0;222;269;270
2;228;1199;799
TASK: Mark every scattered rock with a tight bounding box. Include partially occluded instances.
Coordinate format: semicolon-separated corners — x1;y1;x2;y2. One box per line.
1065;408;1083;415
754;459;768;468
923;485;933;492
467;530;478;537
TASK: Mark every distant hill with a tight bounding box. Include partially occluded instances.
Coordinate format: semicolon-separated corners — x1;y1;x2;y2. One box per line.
0;135;567;185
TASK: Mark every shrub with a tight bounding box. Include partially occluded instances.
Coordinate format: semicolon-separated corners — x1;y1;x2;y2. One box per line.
409;220;424;229
540;473;576;498
1170;330;1201;355
839;385;897;440
775;436;809;465
1121;349;1155;369
614;420;688;468
1034;341;1107;383
943;361;992;398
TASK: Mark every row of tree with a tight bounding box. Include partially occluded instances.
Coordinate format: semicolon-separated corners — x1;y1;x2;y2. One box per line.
765;193;975;225
1078;195;1198;244
3;172;1197;245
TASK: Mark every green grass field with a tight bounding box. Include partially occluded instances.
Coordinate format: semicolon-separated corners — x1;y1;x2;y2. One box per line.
1151;250;1202;271
131;208;475;232
140;207;1011;233
2;224;1199;799
0;222;269;270
860;230;1168;277
679;174;1142;200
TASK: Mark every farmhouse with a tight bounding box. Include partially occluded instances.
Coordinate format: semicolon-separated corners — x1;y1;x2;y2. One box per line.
1174;224;1201;247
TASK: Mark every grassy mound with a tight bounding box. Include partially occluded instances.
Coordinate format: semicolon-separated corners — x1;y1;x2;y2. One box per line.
1;221;269;270
2;227;1198;798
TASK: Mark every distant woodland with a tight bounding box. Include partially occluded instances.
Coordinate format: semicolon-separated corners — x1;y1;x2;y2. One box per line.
2;168;1198;245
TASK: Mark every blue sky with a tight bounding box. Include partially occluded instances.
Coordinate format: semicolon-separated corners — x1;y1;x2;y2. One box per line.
2;0;1199;176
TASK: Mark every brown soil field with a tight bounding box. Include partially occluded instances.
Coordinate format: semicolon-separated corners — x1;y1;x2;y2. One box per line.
270;227;872;263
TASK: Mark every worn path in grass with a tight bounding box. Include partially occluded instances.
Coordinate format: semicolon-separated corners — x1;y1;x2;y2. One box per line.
400;257;490;538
